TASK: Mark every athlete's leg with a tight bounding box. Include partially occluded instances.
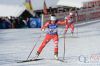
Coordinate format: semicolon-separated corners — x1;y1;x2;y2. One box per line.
64;24;69;34
37;34;51;54
52;34;59;59
70;24;74;33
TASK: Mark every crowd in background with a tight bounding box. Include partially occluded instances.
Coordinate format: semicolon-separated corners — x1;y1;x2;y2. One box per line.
0;17;29;29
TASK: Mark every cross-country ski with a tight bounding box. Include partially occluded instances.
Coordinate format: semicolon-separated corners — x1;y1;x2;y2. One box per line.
16;58;67;63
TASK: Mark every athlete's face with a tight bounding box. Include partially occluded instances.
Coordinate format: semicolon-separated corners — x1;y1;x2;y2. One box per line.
51;20;55;24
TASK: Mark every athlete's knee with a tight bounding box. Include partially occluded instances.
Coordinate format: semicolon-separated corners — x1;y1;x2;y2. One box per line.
71;27;74;31
44;39;49;43
54;41;58;44
54;42;58;48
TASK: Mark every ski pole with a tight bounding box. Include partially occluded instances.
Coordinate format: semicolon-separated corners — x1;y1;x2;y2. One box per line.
75;9;79;37
63;32;66;60
26;34;42;60
76;25;78;37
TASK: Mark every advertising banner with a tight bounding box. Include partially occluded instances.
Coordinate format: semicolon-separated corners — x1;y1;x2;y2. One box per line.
27;18;41;28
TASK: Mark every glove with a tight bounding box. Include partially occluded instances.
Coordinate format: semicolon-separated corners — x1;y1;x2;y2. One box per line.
41;29;45;32
64;30;67;35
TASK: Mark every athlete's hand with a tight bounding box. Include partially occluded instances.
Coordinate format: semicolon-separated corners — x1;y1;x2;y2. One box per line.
41;29;45;32
64;30;67;35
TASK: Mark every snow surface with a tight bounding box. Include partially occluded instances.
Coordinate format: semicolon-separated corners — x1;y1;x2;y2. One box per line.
0;20;100;66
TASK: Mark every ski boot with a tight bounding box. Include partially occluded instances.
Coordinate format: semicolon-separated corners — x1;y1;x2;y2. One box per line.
33;51;40;60
54;53;58;60
71;32;74;36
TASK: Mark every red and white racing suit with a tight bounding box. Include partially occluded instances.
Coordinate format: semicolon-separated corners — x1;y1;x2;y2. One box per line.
65;15;75;33
37;20;65;55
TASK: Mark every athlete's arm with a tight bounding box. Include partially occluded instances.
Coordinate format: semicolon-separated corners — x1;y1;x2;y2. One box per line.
41;21;50;31
57;20;66;25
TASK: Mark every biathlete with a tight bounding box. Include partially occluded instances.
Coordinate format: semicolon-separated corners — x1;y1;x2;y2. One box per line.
35;15;65;60
64;12;75;35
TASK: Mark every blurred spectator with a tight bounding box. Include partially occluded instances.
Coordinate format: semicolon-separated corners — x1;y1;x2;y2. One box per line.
0;17;11;29
0;16;41;29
